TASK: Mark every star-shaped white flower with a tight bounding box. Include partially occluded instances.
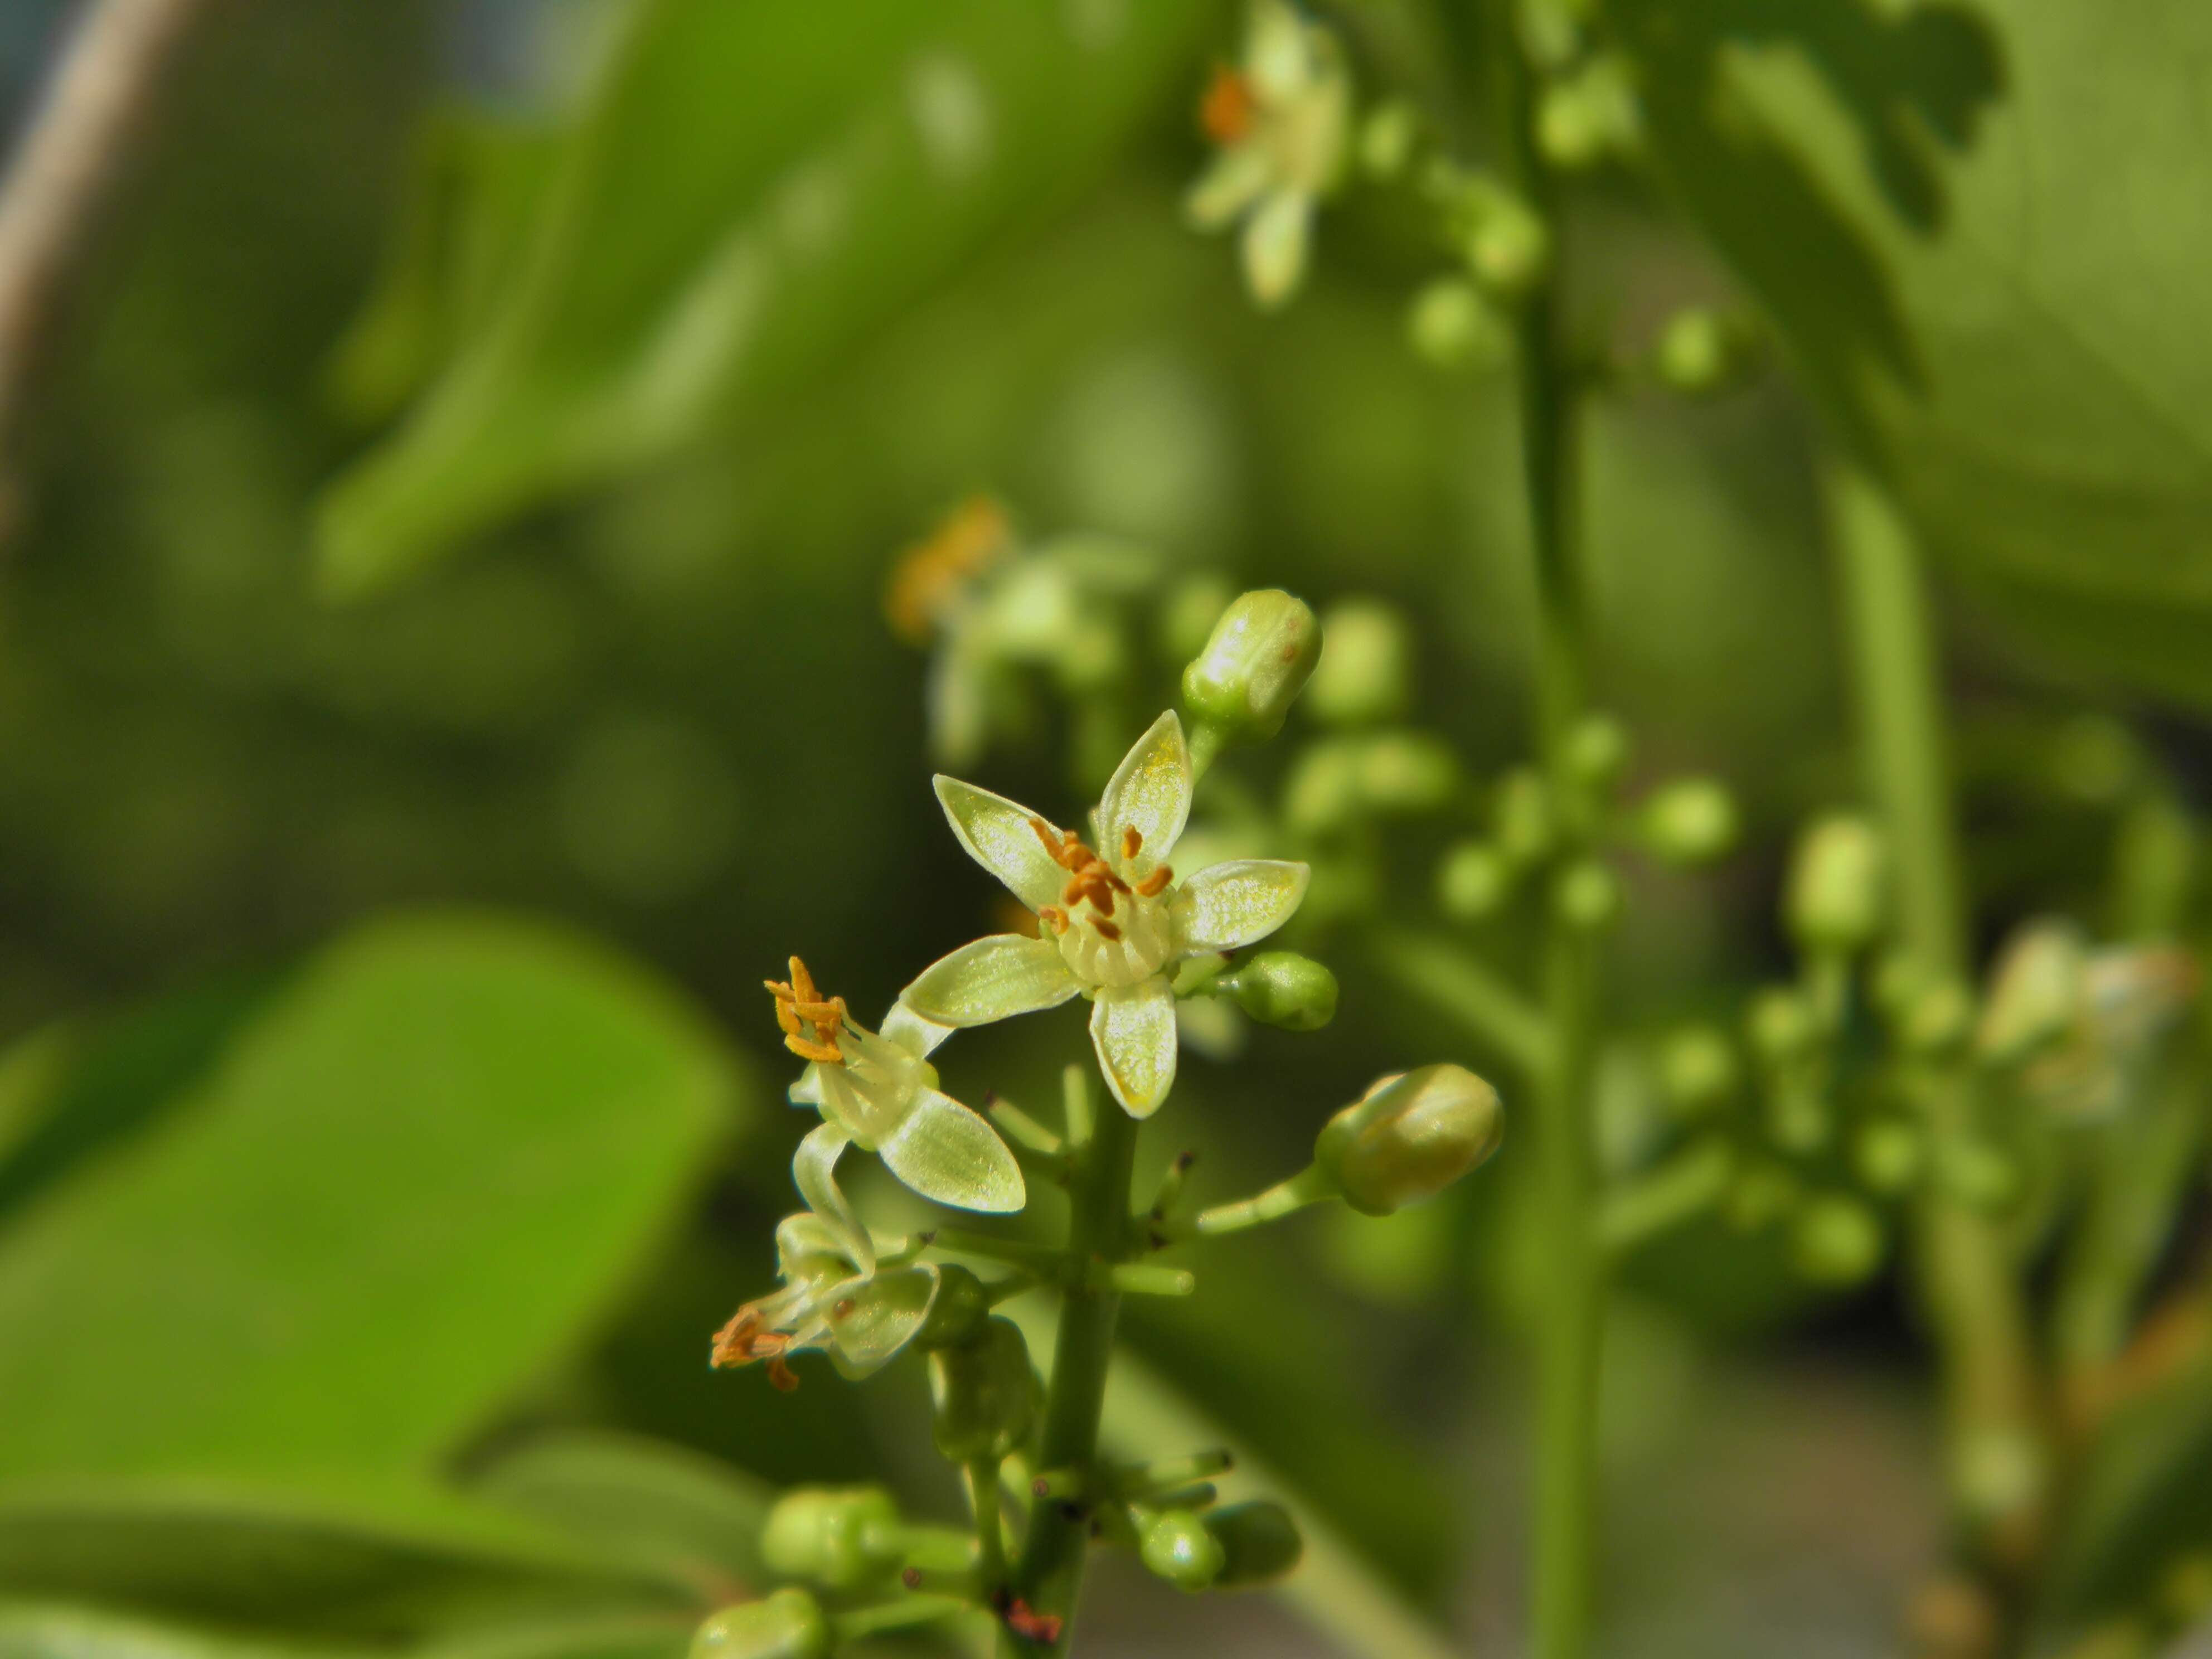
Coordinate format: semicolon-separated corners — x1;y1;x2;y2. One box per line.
901;711;1310;1118
769;958;1023;1215
1186;0;1351;310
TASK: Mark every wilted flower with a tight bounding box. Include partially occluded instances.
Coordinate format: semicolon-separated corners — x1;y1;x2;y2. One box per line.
903;711;1309;1116
770;956;1023;1214
1979;919;2199;1120
1186;0;1351;309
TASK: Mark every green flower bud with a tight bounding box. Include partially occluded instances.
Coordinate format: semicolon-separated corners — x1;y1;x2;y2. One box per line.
1657;1025;1738;1118
1493;767;1554;867
1553;860;1621;931
759;1487;901;1590
1284;739;1362;837
691;1590;831;1659
1307;599;1413;725
1316;1065;1505;1217
1747;987;1815;1065
1139;1508;1225;1592
1464;193;1550;297
928;1317;1037;1464
1355;731;1459;813
1158;573;1234;664
1976;920;2086;1064
1206;1501;1304;1588
1360;100;1420;180
1902;978;1973;1058
1854;1119;1924;1195
1437;839;1512;921
1538;81;1608;171
1637;777;1739;867
1791;1195;1885;1287
1653;308;1755;396
1221;951;1338;1031
914;1263;990;1351
1565;715;1630;793
1181;589;1321;743
1786;815;1885;952
1406;278;1508;371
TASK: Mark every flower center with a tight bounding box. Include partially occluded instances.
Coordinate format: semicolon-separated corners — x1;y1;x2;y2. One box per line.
766;955;848;1063
882;494;1012;644
1200;64;1257;145
1028;818;1178;988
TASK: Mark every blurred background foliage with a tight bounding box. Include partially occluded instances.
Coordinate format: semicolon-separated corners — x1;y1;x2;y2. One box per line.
0;0;2207;1654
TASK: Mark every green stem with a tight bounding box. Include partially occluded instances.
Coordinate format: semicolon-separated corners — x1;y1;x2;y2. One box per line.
1483;5;1603;1654
1828;460;2048;1614
966;1457;1007;1587
1598;1137;1733;1257
1173;1163;1336;1239
998;1065;1139;1655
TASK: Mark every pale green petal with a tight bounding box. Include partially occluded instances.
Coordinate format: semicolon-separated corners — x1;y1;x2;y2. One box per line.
813;1062;885;1144
792;1123;871;1272
1097;710;1192;867
828;1265;938;1378
1247;0;1311;101
878;1087;1025;1214
1241;187;1311;310
928;641;992;769
1175;858;1310;952
1090;978;1179;1118
902;934;1080;1027
933;776;1068;911
788;1064;826;1108
1186;142;1272;230
882;1001;955;1058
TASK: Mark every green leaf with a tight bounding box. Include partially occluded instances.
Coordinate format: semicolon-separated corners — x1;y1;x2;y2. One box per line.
470;1431;774;1599
0;1600;307;1659
0;1483;691;1645
314;0;1223;598
0;914;740;1483
1612;0;2212;705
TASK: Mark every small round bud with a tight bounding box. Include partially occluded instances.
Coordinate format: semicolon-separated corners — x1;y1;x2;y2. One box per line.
1140;1509;1225;1592
1976;921;2085;1064
1355;731;1459;813
1653;308;1754;396
1902;978;1974;1058
1791;1195;1885;1287
1181;589;1321;743
1637;777;1738;867
1284;740;1362;837
1316;1064;1505;1217
914;1263;989;1351
1158;573;1234;664
1465;196;1551;296
1938;1142;2019;1211
1360;100;1420;180
1747;988;1816;1065
1786;815;1886;952
1437;840;1512;921
1951;1426;2048;1530
1538;82;1608;170
1854;1119;1924;1195
1307;599;1413;725
1565;715;1630;793
1407;278;1508;371
691;1589;831;1659
1206;1501;1304;1588
1221;951;1338;1031
1657;1026;1738;1118
1492;768;1554;867
1553;860;1621;931
928;1317;1037;1464
759;1487;901;1590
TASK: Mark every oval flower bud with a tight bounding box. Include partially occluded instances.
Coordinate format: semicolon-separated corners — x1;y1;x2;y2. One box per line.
1316;1064;1504;1216
1657;1025;1737;1118
1791;1195;1885;1288
1307;599;1413;725
1221;951;1338;1031
1437;839;1512;921
1637;777;1738;867
1139;1508;1226;1592
1786;815;1885;952
691;1590;831;1659
913;1263;990;1351
1206;1501;1304;1587
759;1486;902;1589
1406;278;1507;372
1181;589;1321;742
928;1317;1038;1464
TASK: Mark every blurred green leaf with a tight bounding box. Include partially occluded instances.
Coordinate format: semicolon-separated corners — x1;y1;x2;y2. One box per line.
314;0;1223;598
0;1601;306;1659
0;914;740;1483
469;1431;773;1600
1616;0;2212;706
0;1484;691;1645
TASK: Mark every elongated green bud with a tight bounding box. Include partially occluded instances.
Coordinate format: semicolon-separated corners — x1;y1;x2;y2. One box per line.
1139;1508;1225;1591
1316;1065;1504;1216
1638;777;1738;867
928;1317;1037;1464
1307;599;1413;725
759;1487;901;1590
1492;768;1554;867
1787;815;1885;951
1220;952;1338;1031
691;1590;831;1659
1206;1501;1304;1587
1181;589;1321;743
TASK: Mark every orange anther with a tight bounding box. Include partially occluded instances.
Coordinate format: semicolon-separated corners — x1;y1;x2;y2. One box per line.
1201;64;1256;145
1136;866;1173;897
1093;918;1123;943
1122;825;1143;859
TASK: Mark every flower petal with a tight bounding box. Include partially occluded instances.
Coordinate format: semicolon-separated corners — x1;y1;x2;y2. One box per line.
1248;0;1312;101
933;776;1069;912
788;1065;826;1108
882;1001;955;1059
1176;858;1311;952
828;1265;939;1379
792;1122;871;1273
877;1087;1025;1214
903;934;1080;1027
1241;187;1311;311
1090;978;1179;1118
1185;142;1271;231
1097;710;1192;869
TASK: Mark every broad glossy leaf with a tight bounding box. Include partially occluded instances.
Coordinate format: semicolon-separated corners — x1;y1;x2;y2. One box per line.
0;915;739;1482
315;0;1223;596
1613;0;2212;704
